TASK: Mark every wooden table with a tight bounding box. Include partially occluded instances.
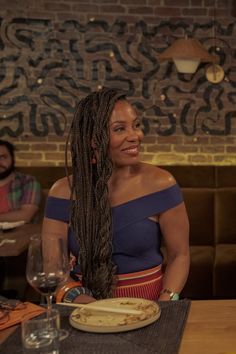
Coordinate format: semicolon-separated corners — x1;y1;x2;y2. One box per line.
0;299;235;352
179;299;236;354
0;224;41;257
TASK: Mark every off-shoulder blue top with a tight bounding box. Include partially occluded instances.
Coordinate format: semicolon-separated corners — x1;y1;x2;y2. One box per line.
44;184;183;274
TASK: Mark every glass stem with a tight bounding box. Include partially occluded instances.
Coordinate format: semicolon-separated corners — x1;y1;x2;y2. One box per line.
46;294;53;318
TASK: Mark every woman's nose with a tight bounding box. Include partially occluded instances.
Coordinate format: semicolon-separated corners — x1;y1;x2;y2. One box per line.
126;128;140;141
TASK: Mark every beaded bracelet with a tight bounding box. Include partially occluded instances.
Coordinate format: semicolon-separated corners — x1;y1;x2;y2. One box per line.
63;286;94;303
56;281;82;303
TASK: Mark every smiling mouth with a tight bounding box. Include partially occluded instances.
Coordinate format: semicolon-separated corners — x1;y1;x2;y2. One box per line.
122;146;139;155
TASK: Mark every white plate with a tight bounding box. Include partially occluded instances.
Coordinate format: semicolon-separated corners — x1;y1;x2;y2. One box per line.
0;220;25;230
69;297;161;333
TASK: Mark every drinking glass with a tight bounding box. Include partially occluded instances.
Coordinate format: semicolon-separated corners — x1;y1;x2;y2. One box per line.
22;308;60;354
26;233;69;339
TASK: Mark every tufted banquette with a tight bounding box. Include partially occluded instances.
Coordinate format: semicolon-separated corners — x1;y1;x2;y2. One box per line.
2;165;235;300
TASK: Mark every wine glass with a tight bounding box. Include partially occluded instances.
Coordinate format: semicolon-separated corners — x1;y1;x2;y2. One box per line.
26;233;69;339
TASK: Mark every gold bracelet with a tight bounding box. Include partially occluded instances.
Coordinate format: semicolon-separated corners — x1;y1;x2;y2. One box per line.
56;281;82;303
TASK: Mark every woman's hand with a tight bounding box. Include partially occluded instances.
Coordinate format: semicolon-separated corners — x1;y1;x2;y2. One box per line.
73;294;97;304
158;293;172;301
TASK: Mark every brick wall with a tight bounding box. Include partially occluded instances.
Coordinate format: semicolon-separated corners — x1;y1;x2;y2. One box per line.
0;0;235;166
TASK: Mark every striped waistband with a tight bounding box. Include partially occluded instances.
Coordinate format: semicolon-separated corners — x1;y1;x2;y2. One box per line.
73;264;163;287
116;264;163;287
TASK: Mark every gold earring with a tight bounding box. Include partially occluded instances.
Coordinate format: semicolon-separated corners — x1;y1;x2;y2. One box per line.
91;151;96;164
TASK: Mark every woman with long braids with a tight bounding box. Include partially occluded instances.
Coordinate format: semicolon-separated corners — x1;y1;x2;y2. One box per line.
42;87;189;303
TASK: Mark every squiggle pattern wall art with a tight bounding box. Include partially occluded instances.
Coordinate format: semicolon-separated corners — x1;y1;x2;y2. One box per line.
0;18;235;138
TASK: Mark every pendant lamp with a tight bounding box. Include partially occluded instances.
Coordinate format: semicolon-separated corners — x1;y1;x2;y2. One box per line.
159;37;217;74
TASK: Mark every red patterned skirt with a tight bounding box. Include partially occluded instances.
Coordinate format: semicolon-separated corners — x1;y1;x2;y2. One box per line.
113;264;163;300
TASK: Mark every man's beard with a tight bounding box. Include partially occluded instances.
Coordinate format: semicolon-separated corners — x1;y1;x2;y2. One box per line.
0;163;15;180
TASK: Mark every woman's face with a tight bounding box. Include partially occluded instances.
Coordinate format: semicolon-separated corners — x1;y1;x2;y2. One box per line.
108;100;144;167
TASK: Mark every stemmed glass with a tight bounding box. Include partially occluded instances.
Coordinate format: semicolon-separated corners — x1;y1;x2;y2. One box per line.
26;233;69;339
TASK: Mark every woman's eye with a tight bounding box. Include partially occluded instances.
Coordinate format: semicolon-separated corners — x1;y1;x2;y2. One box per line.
113;126;124;132
135;122;141;129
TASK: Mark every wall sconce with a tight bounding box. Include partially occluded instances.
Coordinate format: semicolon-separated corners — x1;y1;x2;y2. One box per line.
159;37;217;74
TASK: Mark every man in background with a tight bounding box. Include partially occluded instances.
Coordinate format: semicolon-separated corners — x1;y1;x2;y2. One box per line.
0;139;41;223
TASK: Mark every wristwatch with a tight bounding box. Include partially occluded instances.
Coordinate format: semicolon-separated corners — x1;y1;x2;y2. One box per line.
160;288;179;301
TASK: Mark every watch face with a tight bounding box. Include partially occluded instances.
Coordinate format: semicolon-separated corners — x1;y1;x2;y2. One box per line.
171;293;179;301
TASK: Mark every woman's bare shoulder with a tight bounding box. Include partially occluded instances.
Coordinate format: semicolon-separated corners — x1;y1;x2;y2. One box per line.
140;163;176;191
48;176;71;199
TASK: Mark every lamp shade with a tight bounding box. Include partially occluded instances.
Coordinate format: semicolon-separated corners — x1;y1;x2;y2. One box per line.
174;59;200;74
159;37;217;73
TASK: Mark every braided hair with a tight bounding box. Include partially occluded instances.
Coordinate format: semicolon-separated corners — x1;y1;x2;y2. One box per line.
68;88;126;299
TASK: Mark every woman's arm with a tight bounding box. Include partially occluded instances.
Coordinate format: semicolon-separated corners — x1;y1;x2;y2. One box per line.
42;215;96;303
158;201;190;301
42;177;96;304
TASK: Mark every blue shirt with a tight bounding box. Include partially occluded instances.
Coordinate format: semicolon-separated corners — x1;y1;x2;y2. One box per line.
44;184;183;274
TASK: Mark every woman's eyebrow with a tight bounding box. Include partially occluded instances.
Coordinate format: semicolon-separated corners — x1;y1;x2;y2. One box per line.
110;116;139;125
109;120;126;125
